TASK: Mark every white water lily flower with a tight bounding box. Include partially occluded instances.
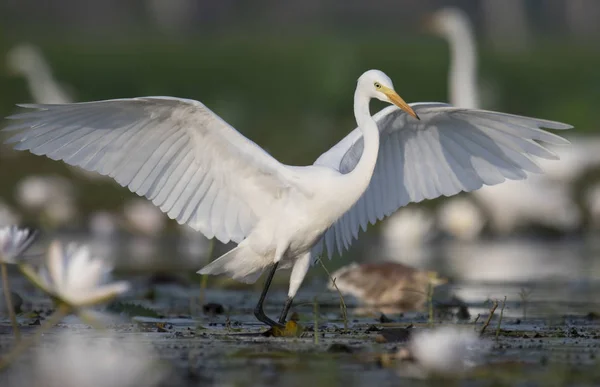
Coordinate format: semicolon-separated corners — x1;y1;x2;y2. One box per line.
0;226;37;264
403;326;490;375
22;241;129;307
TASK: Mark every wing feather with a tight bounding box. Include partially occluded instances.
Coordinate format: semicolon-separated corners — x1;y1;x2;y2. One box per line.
4;97;296;243
314;103;571;258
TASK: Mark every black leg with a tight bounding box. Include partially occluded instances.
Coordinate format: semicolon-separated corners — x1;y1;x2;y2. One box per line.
278;297;294;324
254;262;283;328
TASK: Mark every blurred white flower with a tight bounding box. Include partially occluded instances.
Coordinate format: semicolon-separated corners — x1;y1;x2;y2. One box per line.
21;241;129;308
15;175;78;227
437;197;485;241
0;200;21;228
8;332;167;387
123;199;165;237
0;226;37;264
89;211;118;238
16;175;55;210
382;207;436;248
401;326;489;375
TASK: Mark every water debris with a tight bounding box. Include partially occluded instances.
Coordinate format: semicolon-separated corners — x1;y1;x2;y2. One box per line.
375;327;412;343
327;343;354;353
202;302;225;316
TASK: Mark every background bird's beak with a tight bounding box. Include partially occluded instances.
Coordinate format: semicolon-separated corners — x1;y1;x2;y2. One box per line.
382;87;420;120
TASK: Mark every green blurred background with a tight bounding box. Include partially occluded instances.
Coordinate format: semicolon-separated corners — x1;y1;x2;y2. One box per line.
0;0;598;226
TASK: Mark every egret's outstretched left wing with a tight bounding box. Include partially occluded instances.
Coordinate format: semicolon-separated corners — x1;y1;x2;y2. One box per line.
313;103;572;258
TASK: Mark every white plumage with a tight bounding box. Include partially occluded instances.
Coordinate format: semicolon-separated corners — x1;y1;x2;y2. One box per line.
313;103;569;256
2;69;570;326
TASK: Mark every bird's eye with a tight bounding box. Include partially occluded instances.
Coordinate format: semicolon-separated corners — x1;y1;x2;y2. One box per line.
374;82;382;89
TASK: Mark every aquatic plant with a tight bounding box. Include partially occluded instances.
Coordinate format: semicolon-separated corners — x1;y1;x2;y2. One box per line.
0;226;37;341
496;296;507;342
317;257;348;330
519;287;533;321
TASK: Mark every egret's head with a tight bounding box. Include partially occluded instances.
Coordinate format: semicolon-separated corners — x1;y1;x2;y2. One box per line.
357;69;419;120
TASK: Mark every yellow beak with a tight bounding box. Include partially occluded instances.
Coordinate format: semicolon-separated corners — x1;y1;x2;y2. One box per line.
381;86;420;120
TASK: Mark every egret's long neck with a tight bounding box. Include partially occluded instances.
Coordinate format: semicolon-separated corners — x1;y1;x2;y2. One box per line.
447;21;479;109
348;91;380;194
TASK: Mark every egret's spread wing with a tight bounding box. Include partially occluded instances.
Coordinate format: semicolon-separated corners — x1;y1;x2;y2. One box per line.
314;102;571;258
3;97;295;243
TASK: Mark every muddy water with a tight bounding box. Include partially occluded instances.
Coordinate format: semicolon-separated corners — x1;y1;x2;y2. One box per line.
1;236;600;386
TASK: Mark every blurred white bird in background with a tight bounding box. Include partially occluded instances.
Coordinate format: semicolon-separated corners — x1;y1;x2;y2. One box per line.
6;43;72;105
428;7;589;236
427;8;479;110
2;69;571;327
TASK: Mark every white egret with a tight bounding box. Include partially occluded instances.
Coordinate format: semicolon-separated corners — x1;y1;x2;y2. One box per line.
2;69;571;327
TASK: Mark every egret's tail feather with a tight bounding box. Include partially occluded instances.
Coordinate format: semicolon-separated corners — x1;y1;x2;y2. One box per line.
197;245;266;284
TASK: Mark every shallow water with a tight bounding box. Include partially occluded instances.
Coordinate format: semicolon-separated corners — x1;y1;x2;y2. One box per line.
2;236;600;386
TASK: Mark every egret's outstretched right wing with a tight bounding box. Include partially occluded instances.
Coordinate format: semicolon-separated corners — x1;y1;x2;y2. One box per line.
314;103;572;258
3;97;297;243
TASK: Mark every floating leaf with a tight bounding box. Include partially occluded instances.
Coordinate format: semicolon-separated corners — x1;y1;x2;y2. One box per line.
375;327;412;343
264;321;304;337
